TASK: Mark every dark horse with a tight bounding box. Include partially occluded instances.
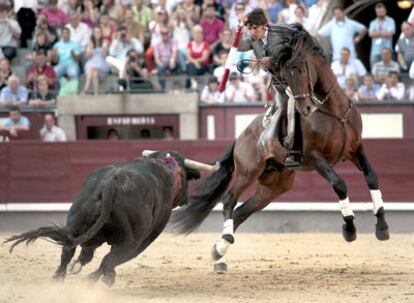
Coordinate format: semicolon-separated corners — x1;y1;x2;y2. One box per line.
172;24;390;273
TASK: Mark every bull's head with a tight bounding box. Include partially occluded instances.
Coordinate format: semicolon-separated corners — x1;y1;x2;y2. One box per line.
142;150;220;181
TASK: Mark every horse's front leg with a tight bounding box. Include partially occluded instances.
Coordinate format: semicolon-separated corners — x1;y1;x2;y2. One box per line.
351;145;390;241
309;151;356;242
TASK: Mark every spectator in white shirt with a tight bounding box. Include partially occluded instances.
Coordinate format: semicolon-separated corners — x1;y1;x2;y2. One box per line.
243;57;267;101
0;4;22;62
213;51;238;83
289;6;311;31
278;0;299;24
331;47;366;89
343;74;359;101
39;114;67;142
376;72;405;101
106;26;144;80
200;76;224;104
225;72;256;103
66;11;92;52
308;0;329;34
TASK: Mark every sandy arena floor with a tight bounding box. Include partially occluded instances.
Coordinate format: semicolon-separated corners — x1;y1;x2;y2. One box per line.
1;232;413;303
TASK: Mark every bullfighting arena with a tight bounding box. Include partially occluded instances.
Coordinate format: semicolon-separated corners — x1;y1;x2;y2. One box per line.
1;232;413;303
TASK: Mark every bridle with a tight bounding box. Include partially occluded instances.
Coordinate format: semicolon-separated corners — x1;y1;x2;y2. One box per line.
281;60;354;123
287;58;357;162
291;60;337;106
239;53;352;124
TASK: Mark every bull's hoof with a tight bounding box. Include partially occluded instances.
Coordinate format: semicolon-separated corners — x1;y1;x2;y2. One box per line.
68;260;82;275
87;269;102;283
51;272;66;283
342;224;357;242
211;244;223;262
375;224;390;241
213;262;227;274
102;271;116;287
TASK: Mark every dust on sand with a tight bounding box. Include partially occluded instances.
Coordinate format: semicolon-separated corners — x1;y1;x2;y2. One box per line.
1;233;413;303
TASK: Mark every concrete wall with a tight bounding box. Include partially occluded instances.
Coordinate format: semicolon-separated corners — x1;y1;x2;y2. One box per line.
1;210;413;233
57;93;199;140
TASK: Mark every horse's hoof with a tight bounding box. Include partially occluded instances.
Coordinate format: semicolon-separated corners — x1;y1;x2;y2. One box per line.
214;262;227;274
211;244;223;262
222;234;235;244
69;260;82;275
375;225;390;241
342;224;357;242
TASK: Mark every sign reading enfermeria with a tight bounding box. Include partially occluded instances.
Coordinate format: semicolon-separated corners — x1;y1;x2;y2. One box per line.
107;117;156;126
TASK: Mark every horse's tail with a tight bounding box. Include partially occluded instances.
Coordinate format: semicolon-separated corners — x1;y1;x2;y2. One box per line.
4;225;71;253
171;141;236;234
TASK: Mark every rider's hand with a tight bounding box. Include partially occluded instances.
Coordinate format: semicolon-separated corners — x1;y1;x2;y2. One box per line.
238;13;247;26
259;56;271;68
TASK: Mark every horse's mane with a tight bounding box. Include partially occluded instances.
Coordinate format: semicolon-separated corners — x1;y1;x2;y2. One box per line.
269;23;327;70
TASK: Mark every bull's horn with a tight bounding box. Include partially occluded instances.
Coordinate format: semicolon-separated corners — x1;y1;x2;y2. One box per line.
184;159;220;172
142;150;158;157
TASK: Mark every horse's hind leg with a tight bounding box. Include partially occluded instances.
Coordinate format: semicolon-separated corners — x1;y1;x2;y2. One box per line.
233;171;295;231
212;175;253;273
52;245;76;282
212;171;295;273
351;145;389;241
309;151;356;242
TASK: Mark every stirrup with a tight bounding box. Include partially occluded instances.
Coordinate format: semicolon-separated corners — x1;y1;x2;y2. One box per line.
262;102;276;128
262;107;273;128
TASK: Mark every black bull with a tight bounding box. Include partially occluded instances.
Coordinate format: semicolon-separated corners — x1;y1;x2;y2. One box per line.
4;151;216;286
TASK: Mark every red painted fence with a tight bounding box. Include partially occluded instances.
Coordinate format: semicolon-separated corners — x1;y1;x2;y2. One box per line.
0;139;413;203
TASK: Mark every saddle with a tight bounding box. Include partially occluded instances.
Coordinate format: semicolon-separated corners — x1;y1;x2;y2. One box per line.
261;102;302;169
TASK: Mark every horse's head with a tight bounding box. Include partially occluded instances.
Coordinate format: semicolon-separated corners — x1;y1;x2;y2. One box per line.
282;56;318;118
274;24;326;118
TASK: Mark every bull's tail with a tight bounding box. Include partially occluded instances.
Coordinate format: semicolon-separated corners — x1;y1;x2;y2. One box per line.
71;175;117;246
4;225;71;253
171;141;236;234
5;175;117;252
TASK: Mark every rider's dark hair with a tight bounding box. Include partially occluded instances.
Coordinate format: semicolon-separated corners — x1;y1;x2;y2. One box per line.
246;8;267;27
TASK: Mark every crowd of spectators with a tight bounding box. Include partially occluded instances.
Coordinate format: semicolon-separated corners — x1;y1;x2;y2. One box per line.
321;3;414;102
0;0;412;109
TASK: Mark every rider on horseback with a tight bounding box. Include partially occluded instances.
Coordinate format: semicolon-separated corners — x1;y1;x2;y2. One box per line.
238;8;297;165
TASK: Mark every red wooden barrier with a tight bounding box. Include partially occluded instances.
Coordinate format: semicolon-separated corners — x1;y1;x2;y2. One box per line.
0;139;413;203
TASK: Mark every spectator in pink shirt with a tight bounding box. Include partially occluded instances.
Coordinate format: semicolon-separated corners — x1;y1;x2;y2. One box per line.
42;0;69;30
154;27;178;91
200;4;224;45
